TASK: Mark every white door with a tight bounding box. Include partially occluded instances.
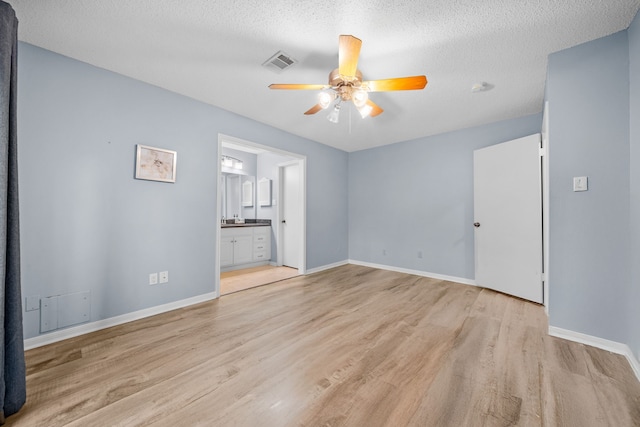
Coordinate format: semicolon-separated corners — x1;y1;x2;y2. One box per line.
473;134;543;303
282;163;300;268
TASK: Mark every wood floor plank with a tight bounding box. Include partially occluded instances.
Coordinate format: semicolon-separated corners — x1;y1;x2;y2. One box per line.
6;265;640;426
408;293;507;425
220;265;299;295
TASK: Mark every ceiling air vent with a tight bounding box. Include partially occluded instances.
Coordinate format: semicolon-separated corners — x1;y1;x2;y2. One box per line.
262;51;298;73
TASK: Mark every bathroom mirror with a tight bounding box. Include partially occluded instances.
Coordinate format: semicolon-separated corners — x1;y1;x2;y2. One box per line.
221;173;256;219
242;179;253;207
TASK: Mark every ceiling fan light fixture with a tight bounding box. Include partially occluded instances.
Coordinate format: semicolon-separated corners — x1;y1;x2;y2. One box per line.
352;89;368;108
269;35;427;121
318;91;334;109
357;104;373;118
327;103;341;123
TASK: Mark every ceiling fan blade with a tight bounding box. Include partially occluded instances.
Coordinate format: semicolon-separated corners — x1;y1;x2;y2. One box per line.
366;99;384;117
338;35;362;78
364;75;428;92
304;104;324;115
269;84;328;90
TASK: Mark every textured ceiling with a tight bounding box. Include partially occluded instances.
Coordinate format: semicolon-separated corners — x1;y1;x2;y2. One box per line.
8;0;640;152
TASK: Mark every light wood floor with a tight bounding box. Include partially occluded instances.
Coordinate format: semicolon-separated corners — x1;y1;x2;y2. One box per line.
220;265;299;295
8;265;640;426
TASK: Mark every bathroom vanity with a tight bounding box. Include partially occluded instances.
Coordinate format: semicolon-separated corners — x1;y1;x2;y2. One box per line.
220;220;271;270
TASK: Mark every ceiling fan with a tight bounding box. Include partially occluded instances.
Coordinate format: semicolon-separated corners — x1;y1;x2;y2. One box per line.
269;35;428;122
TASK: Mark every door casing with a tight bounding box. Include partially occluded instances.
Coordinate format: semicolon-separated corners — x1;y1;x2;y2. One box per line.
215;134;306;297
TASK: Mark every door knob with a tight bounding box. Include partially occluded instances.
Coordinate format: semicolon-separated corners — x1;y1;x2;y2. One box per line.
282;220;286;224
473;222;480;228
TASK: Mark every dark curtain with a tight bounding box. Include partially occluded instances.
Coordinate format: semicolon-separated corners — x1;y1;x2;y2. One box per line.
0;1;25;423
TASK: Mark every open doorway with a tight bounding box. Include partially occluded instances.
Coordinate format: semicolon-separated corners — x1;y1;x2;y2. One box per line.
215;134;306;296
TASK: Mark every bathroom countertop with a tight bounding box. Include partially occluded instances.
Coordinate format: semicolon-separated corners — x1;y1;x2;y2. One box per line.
221;223;270;228
221;220;271;228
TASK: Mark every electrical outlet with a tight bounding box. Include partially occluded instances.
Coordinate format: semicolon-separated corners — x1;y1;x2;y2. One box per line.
149;273;158;285
159;271;169;284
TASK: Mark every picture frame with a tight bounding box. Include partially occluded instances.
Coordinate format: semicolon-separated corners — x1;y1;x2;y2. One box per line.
135;144;177;183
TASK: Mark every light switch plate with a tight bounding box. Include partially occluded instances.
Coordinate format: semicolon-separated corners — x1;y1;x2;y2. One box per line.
149;273;158;285
573;176;588;192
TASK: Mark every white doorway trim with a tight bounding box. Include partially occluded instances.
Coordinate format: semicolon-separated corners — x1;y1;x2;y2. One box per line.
542;101;550;313
277;159;307;275
215;134;307;297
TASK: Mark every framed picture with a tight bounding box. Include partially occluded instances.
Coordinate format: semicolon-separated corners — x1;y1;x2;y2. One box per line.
135;145;177;183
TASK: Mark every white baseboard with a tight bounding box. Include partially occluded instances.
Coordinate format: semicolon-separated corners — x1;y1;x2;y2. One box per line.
348;259;476;286
305;260;350;275
549;326;640;382
24;292;218;350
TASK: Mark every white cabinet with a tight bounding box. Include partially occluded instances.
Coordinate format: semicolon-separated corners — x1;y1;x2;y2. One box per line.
220;227;254;267
234;234;254;265
253;226;271;262
220;226;271;268
220;237;234;267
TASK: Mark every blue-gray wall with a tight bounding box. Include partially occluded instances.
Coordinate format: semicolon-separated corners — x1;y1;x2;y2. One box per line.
18;43;348;339
348;114;542;280
629;11;640;360
547;31;632;346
